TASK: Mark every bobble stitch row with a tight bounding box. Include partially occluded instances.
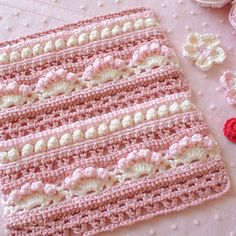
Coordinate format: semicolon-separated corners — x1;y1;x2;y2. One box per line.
0;99;194;163
0;18;158;65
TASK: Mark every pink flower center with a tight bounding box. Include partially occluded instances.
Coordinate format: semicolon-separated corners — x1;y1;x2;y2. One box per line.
196;45;211;61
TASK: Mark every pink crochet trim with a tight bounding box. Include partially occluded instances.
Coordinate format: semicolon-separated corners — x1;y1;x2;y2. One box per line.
0;8;230;236
220;71;236;105
229;1;236;30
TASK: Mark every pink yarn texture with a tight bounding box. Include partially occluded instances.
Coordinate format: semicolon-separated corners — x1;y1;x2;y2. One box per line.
0;8;230;236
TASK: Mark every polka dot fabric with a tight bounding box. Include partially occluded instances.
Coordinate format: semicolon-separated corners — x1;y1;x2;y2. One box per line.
0;7;231;236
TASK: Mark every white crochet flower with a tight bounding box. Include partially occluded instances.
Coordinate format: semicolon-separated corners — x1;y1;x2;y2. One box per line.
183;33;226;71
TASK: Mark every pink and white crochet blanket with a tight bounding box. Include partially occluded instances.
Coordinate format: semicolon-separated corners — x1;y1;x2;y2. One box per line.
0;8;230;236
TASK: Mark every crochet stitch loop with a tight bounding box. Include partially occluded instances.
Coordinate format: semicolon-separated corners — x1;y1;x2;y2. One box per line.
0;7;230;236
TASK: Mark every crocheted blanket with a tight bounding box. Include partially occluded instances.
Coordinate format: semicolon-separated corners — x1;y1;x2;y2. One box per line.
0;8;230;236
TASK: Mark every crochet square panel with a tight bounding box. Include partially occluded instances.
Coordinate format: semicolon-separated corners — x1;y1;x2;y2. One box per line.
0;8;230;236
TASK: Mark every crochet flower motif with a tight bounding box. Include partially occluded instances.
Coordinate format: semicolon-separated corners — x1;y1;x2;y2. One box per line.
183;33;226;71
224;118;236;143
220;71;236;105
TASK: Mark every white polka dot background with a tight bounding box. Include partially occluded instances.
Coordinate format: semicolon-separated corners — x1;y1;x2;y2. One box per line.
0;0;235;236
